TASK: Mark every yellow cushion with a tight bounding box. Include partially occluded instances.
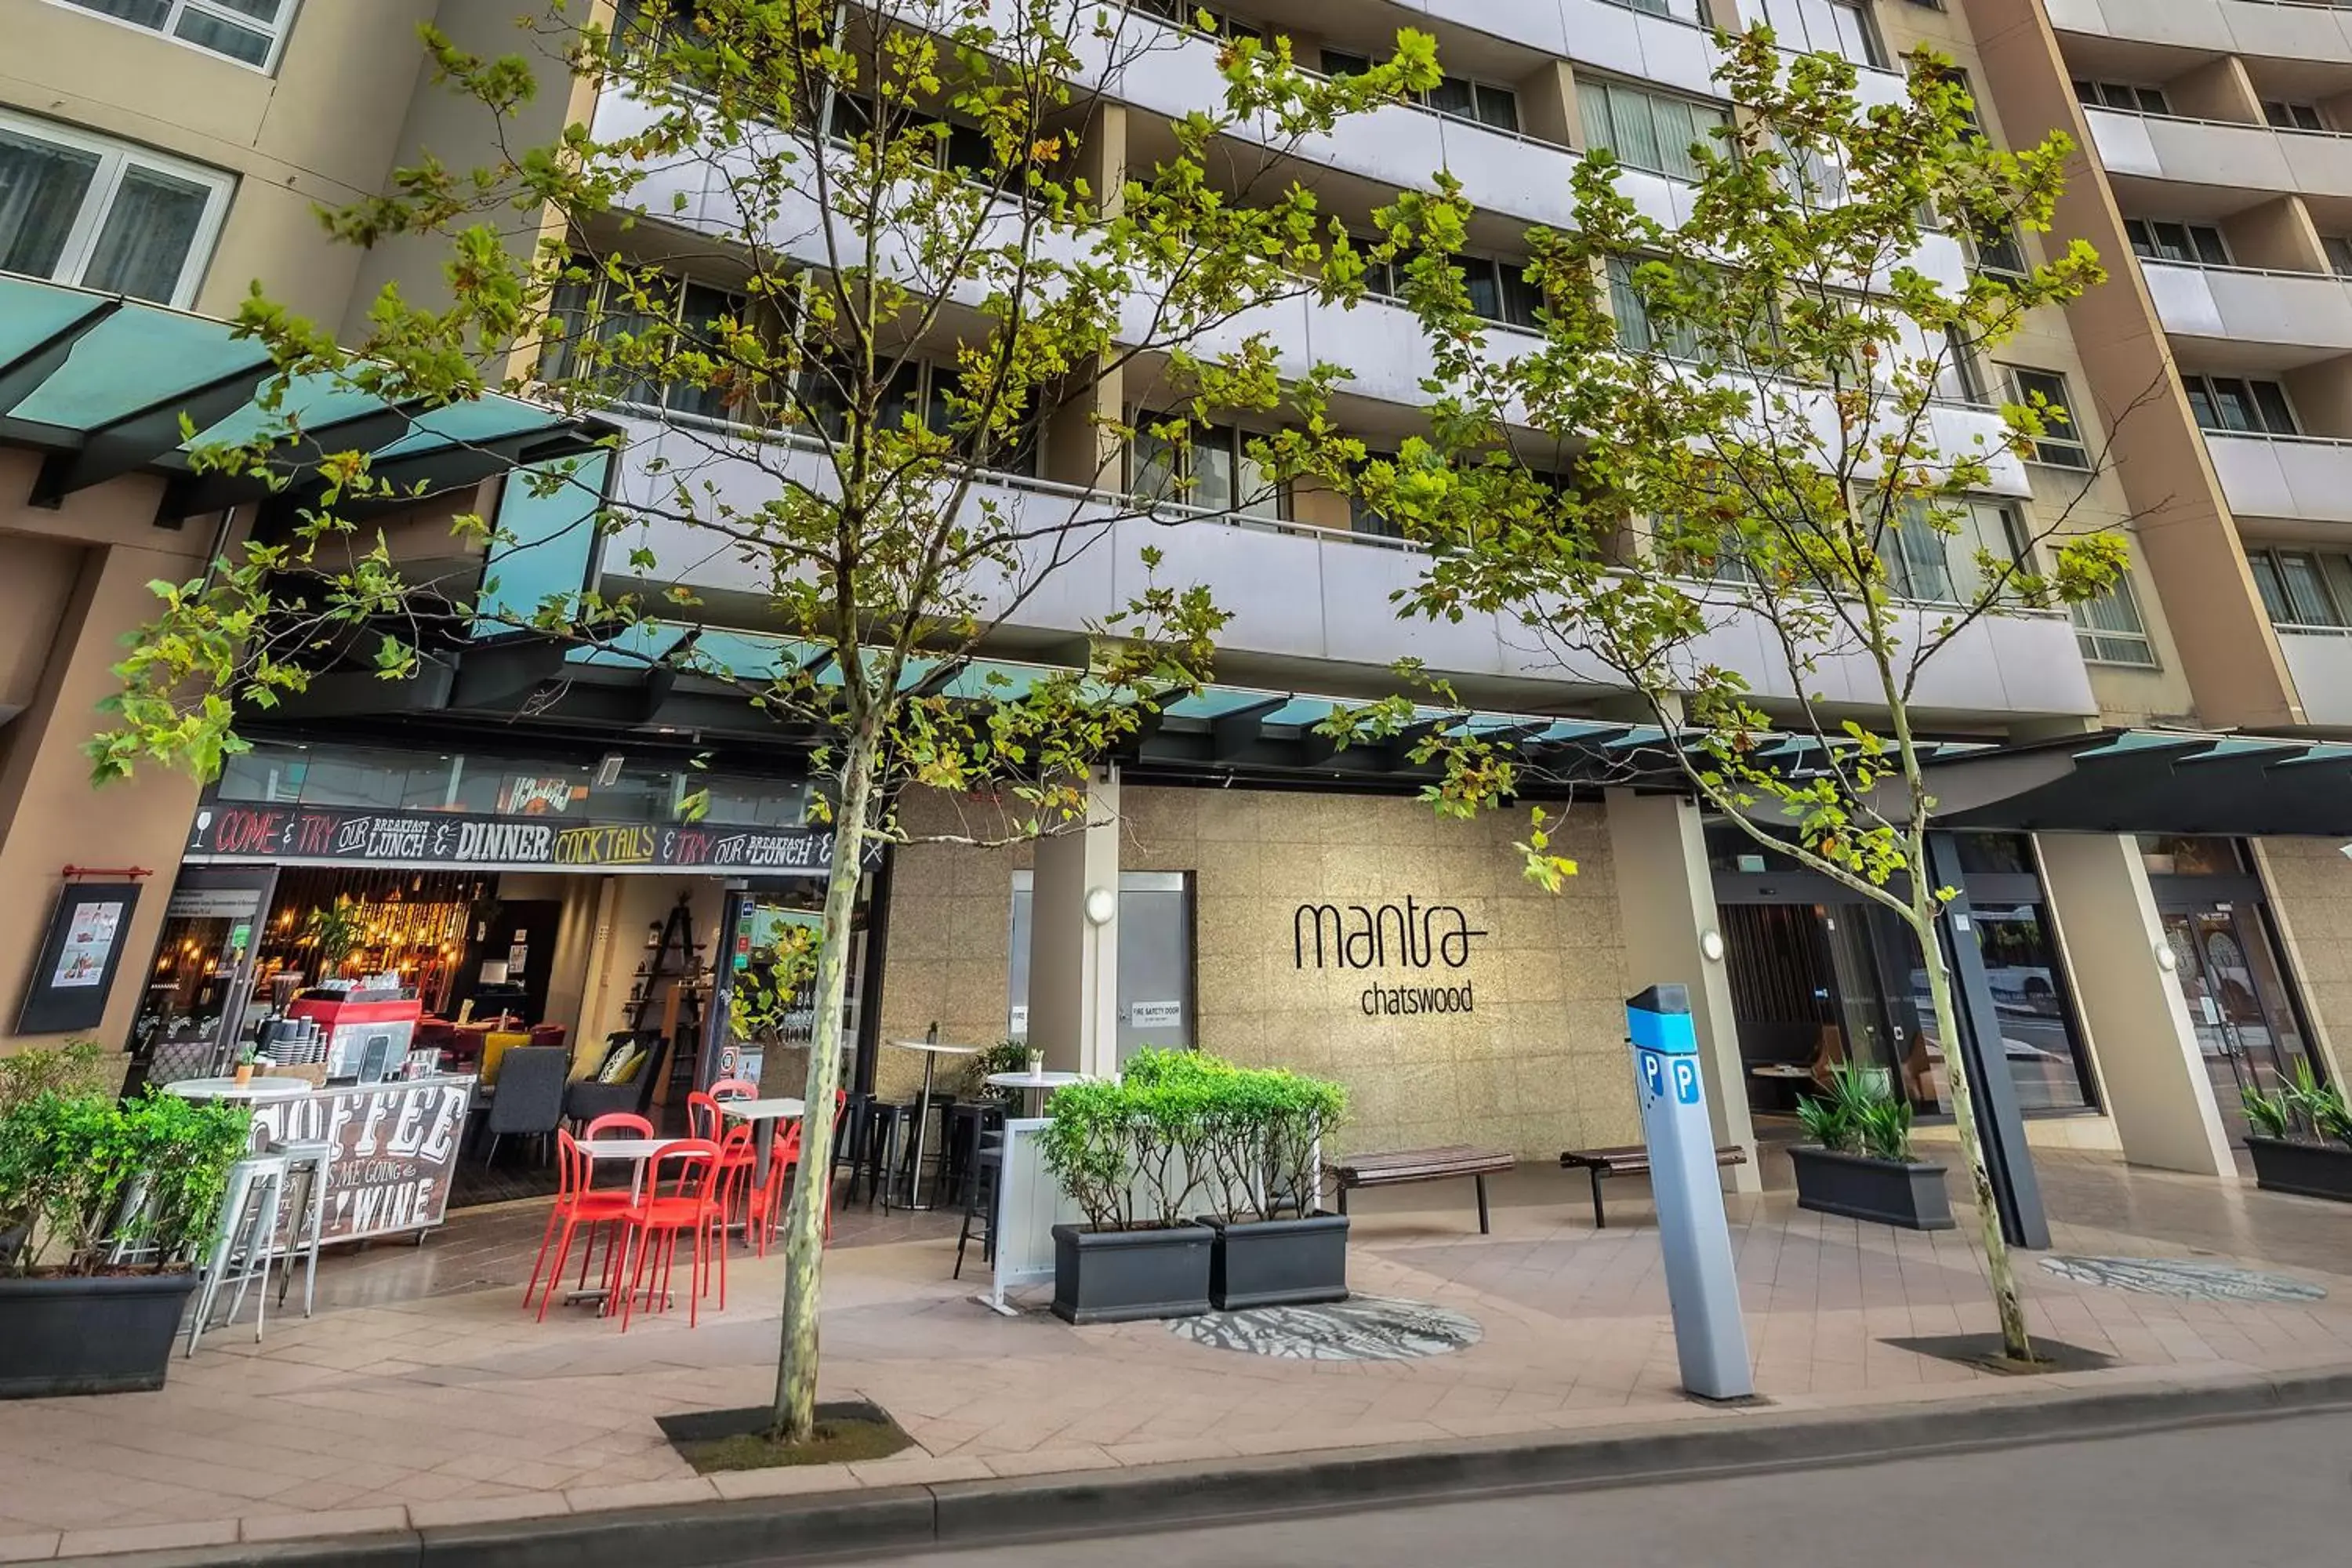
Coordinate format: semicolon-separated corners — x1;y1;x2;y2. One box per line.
479;1031;532;1085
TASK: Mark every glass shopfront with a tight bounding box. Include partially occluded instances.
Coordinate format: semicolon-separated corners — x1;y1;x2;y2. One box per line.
1711;826;2100;1119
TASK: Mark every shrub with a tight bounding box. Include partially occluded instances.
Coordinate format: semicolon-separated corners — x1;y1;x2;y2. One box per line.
0;1040;118;1116
1797;1063;1911;1161
0;1091;250;1276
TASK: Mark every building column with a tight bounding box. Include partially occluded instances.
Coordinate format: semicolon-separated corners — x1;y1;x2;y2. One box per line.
1027;767;1121;1078
2037;833;2235;1177
1605;789;1760;1190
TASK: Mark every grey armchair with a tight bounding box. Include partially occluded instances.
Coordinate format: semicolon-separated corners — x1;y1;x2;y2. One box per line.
562;1029;663;1129
481;1046;568;1166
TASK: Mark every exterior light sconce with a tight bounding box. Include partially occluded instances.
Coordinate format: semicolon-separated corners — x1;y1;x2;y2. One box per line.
1700;929;1726;964
1083;887;1118;927
2154;943;2179;974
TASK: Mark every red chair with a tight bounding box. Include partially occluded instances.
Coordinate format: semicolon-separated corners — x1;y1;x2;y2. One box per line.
689;1091;760;1225
748;1091;847;1256
526;1128;637;1321
616;1139;724;1332
583;1112;653;1141
709;1077;757;1099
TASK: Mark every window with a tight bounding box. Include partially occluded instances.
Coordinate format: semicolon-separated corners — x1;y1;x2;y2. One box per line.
1881;496;2024;604
1580;78;1730;182
1426;74;1519;133
2323;236;2352;278
1828;0;1889;71
1603;0;1679;15
1131;416;1285;520
2124;218;2230;267
2248;546;2350;628
2007;368;2090;469
542;263;750;422
1752;0;1886;70
2072;576;2159;667
1133;0;1261;41
0;111;230;307
2183;375;2299;436
1360;241;1541;328
792;352;1042;474
2071;78;2170;116
1968;222;2029;279
2264;100;2326;132
1007;870;1194;1063
56;0;298;70
1937;326;1984;405
1607;256;1700;360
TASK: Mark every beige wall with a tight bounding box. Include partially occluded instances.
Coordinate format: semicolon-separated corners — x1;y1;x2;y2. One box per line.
2247;837;2352;1088
0;456;229;1058
879;785;1641;1160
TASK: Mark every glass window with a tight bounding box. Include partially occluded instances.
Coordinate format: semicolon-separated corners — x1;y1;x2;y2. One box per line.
2325;235;2352;278
1607;256;1700;361
1427;75;1518;132
2073;79;2169;115
1954;833;2036;877
2139;835;2247;877
1006;870;1195;1063
2007;367;2090;468
60;0;297;70
2249;547;2347;628
1969;222;2029;278
1581;78;1729;182
1882;496;2022;604
2072;575;2160;667
2264;100;2326;132
2124;218;2228;267
1966;904;2095;1112
1131;417;1283;519
0;110;229;306
2185;376;2298;436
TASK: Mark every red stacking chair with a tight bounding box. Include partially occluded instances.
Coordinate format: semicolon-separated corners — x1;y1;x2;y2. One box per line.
525;1128;636;1321
615;1139;724;1332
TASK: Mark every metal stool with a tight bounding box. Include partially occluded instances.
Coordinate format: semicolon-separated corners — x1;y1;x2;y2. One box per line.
187;1152;290;1356
857;1102;909;1210
942;1102;1003;1207
271;1140;332;1318
953;1134;1002;1281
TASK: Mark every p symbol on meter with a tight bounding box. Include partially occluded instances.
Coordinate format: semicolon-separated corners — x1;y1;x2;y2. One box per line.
1640;1051;1666;1099
1671;1058;1701;1105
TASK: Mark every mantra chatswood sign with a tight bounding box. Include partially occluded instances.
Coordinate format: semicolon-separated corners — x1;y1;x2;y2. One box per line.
1293;898;1486;1016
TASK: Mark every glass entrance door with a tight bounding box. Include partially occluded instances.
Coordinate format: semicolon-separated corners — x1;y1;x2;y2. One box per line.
2161;906;2316;1138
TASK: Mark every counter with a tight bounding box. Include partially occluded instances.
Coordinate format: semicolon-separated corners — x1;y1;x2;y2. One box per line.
242;1074;476;1245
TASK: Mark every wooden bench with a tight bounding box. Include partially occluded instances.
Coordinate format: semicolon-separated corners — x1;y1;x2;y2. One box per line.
1559;1144;1749;1229
1324;1145;1517;1234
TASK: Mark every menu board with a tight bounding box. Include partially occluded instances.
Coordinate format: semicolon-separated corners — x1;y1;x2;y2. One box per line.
15;881;142;1033
244;1077;474;1245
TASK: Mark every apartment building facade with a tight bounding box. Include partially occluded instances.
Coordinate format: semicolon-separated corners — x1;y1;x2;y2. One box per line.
0;1;2342;1207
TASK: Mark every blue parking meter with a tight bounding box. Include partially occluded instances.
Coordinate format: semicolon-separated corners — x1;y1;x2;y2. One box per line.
1628;984;1754;1401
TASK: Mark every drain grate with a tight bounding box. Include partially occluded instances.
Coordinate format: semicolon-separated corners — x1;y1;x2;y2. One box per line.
2039;1255;2326;1304
1168;1295;1482;1361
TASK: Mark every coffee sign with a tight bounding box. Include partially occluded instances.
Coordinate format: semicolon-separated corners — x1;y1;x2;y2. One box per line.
1293;897;1486;1017
244;1078;473;1245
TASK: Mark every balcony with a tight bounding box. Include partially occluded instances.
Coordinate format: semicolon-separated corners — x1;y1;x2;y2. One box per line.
2085;106;2352;202
2049;0;2352;64
2141;260;2352;365
2275;625;2352;725
597;414;2092;719
2206;429;2352;524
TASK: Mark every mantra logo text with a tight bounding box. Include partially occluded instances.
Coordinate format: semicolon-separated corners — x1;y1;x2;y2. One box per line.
1293;898;1487;971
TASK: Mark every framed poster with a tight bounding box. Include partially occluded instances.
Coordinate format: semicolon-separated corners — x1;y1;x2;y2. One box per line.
17;882;143;1034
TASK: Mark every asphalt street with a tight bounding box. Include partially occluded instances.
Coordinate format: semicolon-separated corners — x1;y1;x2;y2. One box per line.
853;1409;2352;1568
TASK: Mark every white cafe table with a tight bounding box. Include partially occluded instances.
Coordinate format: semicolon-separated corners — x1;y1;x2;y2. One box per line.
985;1070;1087;1120
719;1096;805;1169
163;1076;311;1103
886;1039;980;1210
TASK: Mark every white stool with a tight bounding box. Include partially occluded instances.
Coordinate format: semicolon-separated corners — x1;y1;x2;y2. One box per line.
186;1152;289;1356
271;1140;332;1319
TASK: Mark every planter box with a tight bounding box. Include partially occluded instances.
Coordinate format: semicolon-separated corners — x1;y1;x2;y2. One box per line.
1050;1222;1213;1324
1790;1145;1955;1231
0;1272;199;1399
1200;1213;1350;1310
2246;1137;2352;1203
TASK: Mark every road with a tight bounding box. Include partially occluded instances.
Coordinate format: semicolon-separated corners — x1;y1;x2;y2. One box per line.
861;1410;2352;1568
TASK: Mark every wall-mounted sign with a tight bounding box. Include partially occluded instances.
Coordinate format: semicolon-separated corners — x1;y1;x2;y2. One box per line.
186;802;845;877
16;882;142;1033
1128;1000;1182;1029
1292;898;1486;1020
496;776;586;815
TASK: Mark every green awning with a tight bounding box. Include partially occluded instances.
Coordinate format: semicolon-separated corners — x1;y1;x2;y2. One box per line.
1922;729;2352;835
0;274;609;522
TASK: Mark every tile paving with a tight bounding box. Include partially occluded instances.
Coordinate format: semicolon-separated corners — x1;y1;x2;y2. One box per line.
0;1150;2347;1556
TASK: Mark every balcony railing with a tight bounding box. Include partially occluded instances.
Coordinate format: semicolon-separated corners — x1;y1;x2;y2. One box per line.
2083;104;2352;201
2140;258;2352;356
2206;428;2352;524
2274;622;2352;724
2049;0;2352;64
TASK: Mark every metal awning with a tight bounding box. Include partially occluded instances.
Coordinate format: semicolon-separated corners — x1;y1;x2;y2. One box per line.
1922;729;2352;835
0;274;609;524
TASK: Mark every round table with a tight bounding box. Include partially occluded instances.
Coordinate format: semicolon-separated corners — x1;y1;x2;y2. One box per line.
162;1076;311;1103
886;1039;979;1210
985;1069;1088;1119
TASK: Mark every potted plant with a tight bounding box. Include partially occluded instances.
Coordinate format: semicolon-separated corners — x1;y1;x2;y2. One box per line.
2243;1063;2352;1203
1192;1059;1351;1310
233;1044;260;1087
964;1040;1032;1109
1788;1064;1954;1231
302;895;365;978
0;1043;119;1269
0;1088;251;1397
1039;1055;1215;1323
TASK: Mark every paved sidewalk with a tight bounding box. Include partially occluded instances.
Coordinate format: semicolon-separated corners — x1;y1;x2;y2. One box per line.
1;1150;2348;1561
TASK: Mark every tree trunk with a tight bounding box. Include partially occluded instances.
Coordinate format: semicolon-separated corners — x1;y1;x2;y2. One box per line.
770;723;880;1443
1911;892;2034;1363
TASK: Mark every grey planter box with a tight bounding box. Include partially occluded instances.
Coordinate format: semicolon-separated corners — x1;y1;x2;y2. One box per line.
0;1272;198;1399
2246;1136;2352;1203
1790;1145;1955;1231
1050;1222;1213;1323
1200;1212;1350;1310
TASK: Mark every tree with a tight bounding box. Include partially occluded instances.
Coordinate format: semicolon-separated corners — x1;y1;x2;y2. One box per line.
1308;28;2121;1363
90;0;1435;1441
